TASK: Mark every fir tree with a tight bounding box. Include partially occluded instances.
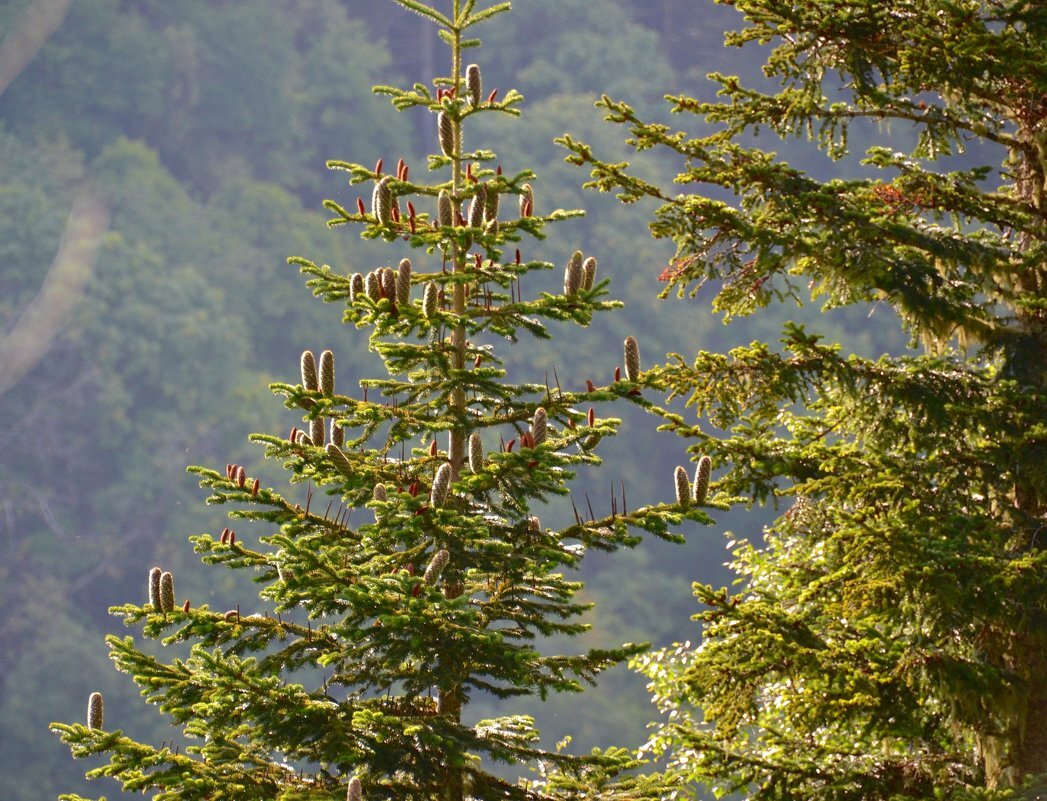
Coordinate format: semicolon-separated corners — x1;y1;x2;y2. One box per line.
563;1;1047;798
51;2;713;799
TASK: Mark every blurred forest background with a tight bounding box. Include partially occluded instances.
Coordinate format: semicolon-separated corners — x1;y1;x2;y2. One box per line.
0;1;971;797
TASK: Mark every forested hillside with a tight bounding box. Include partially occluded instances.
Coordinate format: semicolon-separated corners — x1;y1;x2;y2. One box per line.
1;2;912;798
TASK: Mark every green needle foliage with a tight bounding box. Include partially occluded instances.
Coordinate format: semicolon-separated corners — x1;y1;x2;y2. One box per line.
50;2;716;800
562;1;1047;799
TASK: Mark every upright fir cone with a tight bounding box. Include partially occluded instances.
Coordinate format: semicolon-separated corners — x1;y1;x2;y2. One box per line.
347;776;363;801
331;420;344;448
469;432;483;473
423;281;438;318
431;462;452;507
484;184;499;223
674;465;690;508
532;407;548;445
296;430;313;447
87;692;104;730
372;483;387;522
326;443;353;474
466;63;482;106
301;350;318;391
424;548;450;584
364;271;380;303
693;455;712;504
159;571;175;613
519;183;533;217
372;175;393;224
468;184;487;229
396;258;412;306
582;256;598;290
624;336;641;381
380;267;396;301
319;350;335;395
437;111;455;157
349;272;364;302
149;566;162;611
564;250;583;296
310;418;325;449
437;189;453;228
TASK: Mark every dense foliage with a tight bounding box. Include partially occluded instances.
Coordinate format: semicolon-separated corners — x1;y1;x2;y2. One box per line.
48;2;715;799
564;0;1047;798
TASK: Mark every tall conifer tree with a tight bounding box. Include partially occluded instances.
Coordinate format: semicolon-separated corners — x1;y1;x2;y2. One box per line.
563;0;1047;798
51;2;709;799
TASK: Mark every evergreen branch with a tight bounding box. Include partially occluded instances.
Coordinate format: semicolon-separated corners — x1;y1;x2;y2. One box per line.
389;0;453;29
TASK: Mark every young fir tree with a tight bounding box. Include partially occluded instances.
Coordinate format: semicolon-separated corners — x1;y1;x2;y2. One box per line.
562;0;1047;798
51;2;713;799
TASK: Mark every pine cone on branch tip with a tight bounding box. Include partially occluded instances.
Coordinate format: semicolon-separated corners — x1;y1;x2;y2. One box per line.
624;336;641;381
466;63;482;107
319;350;335;395
424;549;450;584
469;184;486;229
693;456;712;505
469;433;483;473
310;418;325;450
674;466;690;508
438;111;455;157
372;176;393;224
582;256;598;290
87;692;103;730
396;259;412;306
532;407;548;445
347;776;363;801
364;271;380;303
159;571;175;613
326;443;353;474
564;250;583;297
431;463;452;507
423;281;438;318
301;350;318;391
484;184;499;223
149;567;162;611
349;272;364;302
380;267;395;301
438;190;453;228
